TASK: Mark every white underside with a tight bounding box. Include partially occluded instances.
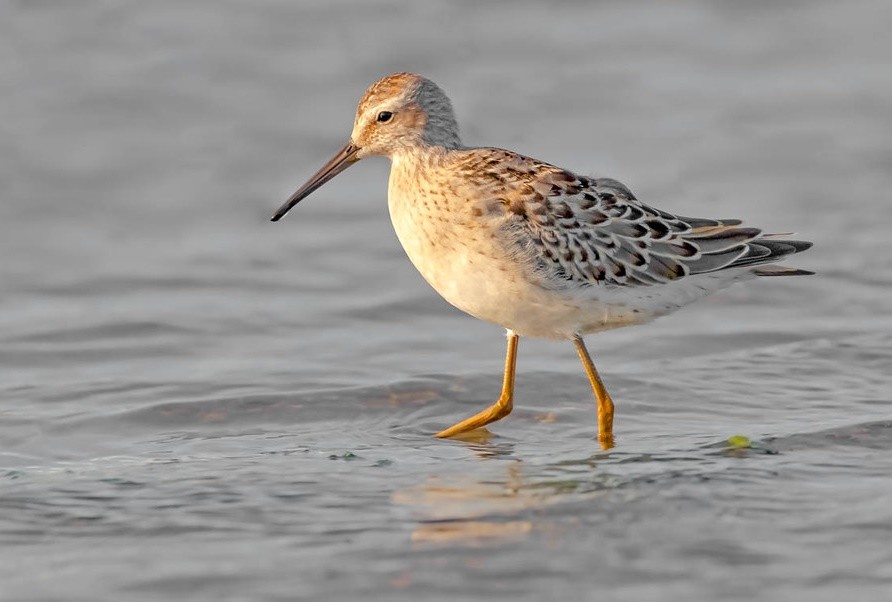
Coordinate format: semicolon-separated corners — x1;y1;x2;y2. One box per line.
394;224;751;339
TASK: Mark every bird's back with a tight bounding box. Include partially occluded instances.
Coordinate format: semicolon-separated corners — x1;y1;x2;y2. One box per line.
454;148;811;284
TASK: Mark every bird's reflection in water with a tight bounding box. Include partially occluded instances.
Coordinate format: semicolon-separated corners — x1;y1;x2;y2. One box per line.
393;460;536;547
393;440;612;547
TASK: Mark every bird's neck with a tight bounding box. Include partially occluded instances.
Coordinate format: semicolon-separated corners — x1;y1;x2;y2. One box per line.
387;145;456;214
389;143;454;173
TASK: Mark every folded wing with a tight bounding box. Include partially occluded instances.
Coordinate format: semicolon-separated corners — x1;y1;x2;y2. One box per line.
483;151;813;288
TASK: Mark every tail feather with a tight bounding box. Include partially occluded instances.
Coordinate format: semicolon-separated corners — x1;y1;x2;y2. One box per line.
676;223;813;277
729;239;812;270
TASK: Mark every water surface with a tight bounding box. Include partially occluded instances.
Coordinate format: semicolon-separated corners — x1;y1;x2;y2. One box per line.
2;1;892;600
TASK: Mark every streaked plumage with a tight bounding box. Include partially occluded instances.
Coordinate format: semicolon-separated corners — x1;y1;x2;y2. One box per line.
272;73;812;446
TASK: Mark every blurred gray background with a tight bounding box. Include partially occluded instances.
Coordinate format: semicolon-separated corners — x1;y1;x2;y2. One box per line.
1;1;891;601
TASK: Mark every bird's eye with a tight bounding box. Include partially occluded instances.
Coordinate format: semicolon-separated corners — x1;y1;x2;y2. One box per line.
376;111;393;123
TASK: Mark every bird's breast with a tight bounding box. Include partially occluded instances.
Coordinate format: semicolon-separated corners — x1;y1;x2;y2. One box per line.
386;172;608;338
387;178;512;314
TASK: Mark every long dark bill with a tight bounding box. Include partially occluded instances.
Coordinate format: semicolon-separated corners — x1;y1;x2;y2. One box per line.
271;142;359;221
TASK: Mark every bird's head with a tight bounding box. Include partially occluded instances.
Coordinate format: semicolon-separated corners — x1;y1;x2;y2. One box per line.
271;73;460;221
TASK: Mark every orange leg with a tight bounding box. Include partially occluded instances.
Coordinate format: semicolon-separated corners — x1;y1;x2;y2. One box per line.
573;336;615;450
435;331;519;438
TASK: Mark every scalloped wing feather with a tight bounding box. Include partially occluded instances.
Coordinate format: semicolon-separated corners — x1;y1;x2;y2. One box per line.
462;149;812;288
